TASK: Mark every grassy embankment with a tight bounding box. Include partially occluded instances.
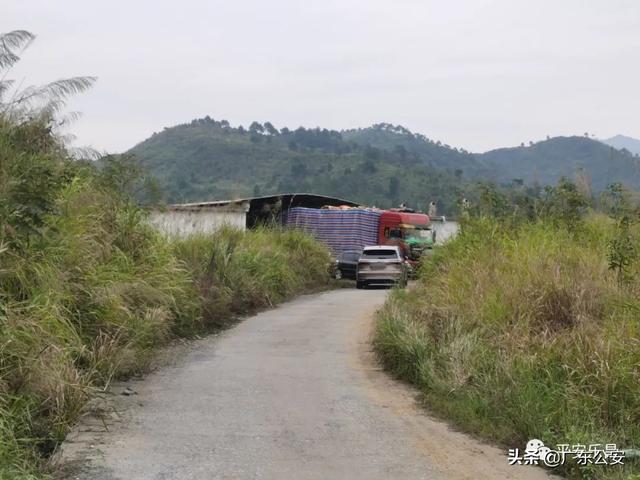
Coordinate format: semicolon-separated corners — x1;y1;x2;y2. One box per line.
0;122;331;480
375;216;640;479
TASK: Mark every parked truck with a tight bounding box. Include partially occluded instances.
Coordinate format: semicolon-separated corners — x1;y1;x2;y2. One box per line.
378;208;434;264
285;206;434;266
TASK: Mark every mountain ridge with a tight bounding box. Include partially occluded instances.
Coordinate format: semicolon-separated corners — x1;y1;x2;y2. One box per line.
127;118;640;209
477;135;640;191
602;134;640;155
128;119;469;212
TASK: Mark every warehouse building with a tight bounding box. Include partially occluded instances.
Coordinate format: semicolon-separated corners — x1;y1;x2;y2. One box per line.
149;193;359;237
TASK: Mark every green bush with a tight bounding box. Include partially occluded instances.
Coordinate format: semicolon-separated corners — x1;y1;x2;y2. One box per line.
0;31;333;477
0;126;331;478
0;193;331;478
171;226;331;332
375;216;640;479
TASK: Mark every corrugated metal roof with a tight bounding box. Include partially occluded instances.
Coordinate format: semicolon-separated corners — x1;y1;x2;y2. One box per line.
166;193;359;211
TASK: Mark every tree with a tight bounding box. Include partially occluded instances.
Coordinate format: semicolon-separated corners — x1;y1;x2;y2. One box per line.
249;121;264;134
608;216;636;285
263;122;278;136
600;182;631;219
0;122;71;241
574;168;591;198
290;161;308;178
360;159;377;173
0;30;96;244
539;178;589;230
98;154;146;198
394;144;407;160
388;176;400;199
364;145;381;160
477;183;509;218
0;30;95;125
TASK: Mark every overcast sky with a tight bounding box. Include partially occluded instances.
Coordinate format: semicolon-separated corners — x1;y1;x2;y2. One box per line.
4;0;640;153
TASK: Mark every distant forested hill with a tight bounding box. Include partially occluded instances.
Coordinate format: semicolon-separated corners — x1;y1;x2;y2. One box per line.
342;123;485;176
128;119;471;213
477;136;640;191
127;118;640;212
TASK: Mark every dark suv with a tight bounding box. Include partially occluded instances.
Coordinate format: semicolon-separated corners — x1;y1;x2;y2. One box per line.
333;250;362;280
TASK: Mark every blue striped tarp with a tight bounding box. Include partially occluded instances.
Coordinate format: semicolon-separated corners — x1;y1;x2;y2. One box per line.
285;207;381;254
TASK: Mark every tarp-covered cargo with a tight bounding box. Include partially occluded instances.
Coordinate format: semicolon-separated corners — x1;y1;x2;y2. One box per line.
285;207;381;254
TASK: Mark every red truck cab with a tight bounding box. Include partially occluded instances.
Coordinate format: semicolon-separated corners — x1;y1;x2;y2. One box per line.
378;210;433;266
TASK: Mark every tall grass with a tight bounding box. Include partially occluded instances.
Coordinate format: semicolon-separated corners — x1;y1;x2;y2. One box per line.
172;226;331;331
374;215;640;479
0;37;333;477
0;182;331;478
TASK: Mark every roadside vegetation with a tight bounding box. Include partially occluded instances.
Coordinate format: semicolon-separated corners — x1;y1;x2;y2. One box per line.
0;30;331;479
374;181;640;479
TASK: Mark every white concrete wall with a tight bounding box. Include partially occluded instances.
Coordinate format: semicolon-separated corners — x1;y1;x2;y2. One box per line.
432;221;459;245
149;208;247;237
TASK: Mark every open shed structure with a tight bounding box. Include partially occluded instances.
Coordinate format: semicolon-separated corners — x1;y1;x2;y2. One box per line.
149;193;359;237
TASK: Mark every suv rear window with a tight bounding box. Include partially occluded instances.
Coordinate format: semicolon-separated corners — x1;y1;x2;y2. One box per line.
362;249;398;259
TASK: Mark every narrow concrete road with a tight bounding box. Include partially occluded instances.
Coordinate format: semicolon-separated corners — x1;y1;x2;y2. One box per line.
60;289;553;480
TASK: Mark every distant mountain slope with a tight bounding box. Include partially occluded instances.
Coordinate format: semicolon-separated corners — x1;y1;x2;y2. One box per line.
476;136;640;191
602;135;640;155
128;119;467;212
128;119;640;211
342;123;485;176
